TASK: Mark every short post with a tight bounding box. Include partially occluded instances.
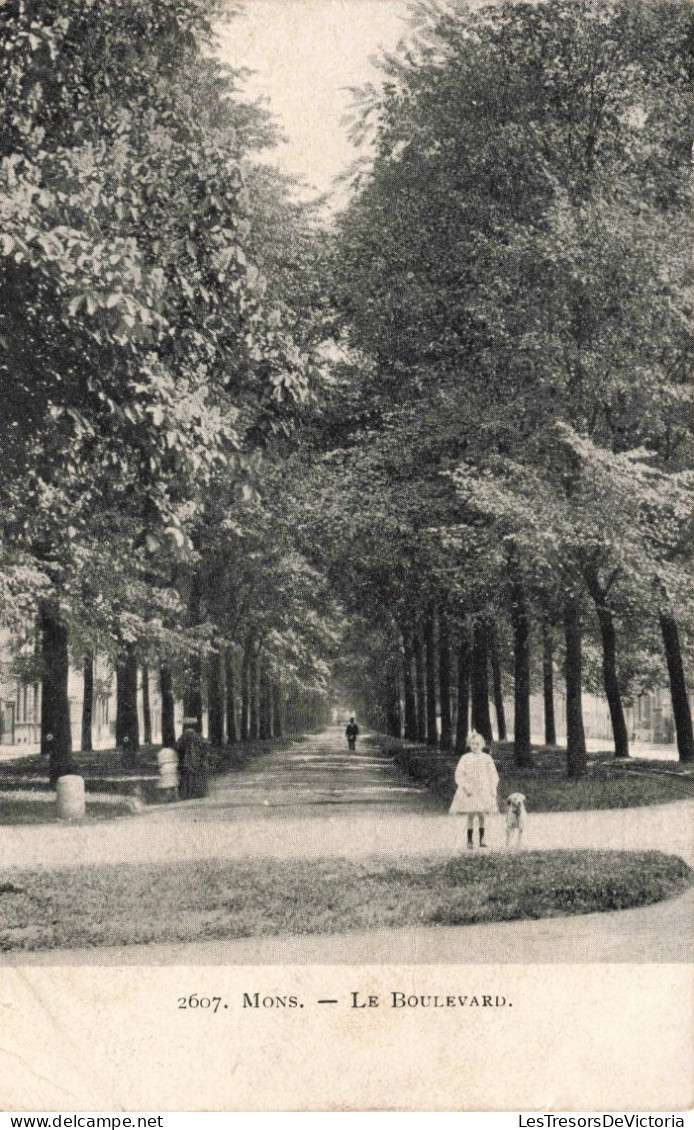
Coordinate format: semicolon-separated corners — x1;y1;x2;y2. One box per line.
56;774;86;820
157;747;179;802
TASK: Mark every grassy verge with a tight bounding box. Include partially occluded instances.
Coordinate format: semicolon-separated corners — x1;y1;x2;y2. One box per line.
0;850;690;952
0;735;306;811
388;738;694;812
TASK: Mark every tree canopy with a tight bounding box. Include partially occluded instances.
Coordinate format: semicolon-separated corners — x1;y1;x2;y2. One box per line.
1;0;692;778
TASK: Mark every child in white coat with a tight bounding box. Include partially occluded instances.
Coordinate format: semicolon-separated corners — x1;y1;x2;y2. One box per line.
449;730;499;849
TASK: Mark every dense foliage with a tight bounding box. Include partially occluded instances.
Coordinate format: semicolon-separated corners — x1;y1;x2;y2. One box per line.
295;0;694;771
0;0;335;778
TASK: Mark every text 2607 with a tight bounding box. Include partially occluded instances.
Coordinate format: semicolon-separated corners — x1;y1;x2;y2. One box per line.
177;995;225;1012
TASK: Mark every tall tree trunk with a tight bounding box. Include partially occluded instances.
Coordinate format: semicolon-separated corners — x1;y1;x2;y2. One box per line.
249;650;259;740
224;647;237;744
660;612;694;763
455;628;472;754
81;648;94;753
285;688;297;735
487;621;507;741
438;608;452;751
40;600;75;785
470;620;493;744
268;682;275;739
141;662;152;746
585;566;629;759
511;589;532;768
595;606;629;758
564;598;587;779
542;623;557;747
413;625;426;743
259;660;272;740
272;683;283;738
402;629;418;741
183;658;203;731
208;649;224;746
183;569;203;731
160;664;176;748
240;637;252;741
384;660;401;739
116;644;139;768
425;611;438;746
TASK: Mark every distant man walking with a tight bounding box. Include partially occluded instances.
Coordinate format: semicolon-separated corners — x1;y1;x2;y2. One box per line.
345;716;359;751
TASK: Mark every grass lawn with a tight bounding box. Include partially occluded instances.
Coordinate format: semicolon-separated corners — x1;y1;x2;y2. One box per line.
0;735;306;804
0;850;690;952
390;739;694;812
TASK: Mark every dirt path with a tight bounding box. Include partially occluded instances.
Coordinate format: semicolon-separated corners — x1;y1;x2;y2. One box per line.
1;727;692;870
1;727;692;962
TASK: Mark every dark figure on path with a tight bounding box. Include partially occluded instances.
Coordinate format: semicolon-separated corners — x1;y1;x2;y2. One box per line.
176;718;210;799
346;716;359;751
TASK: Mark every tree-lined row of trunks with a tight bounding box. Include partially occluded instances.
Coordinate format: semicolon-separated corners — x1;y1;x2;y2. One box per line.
39;597;330;783
357;603;693;775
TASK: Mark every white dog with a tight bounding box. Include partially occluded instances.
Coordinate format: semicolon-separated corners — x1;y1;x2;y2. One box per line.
505;792;527;848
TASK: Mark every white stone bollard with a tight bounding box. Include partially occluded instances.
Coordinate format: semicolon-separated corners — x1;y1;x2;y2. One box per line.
157;747;179;801
56;774;86;821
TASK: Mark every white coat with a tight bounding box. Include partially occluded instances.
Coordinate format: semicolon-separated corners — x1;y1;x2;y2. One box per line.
449;751;499;815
